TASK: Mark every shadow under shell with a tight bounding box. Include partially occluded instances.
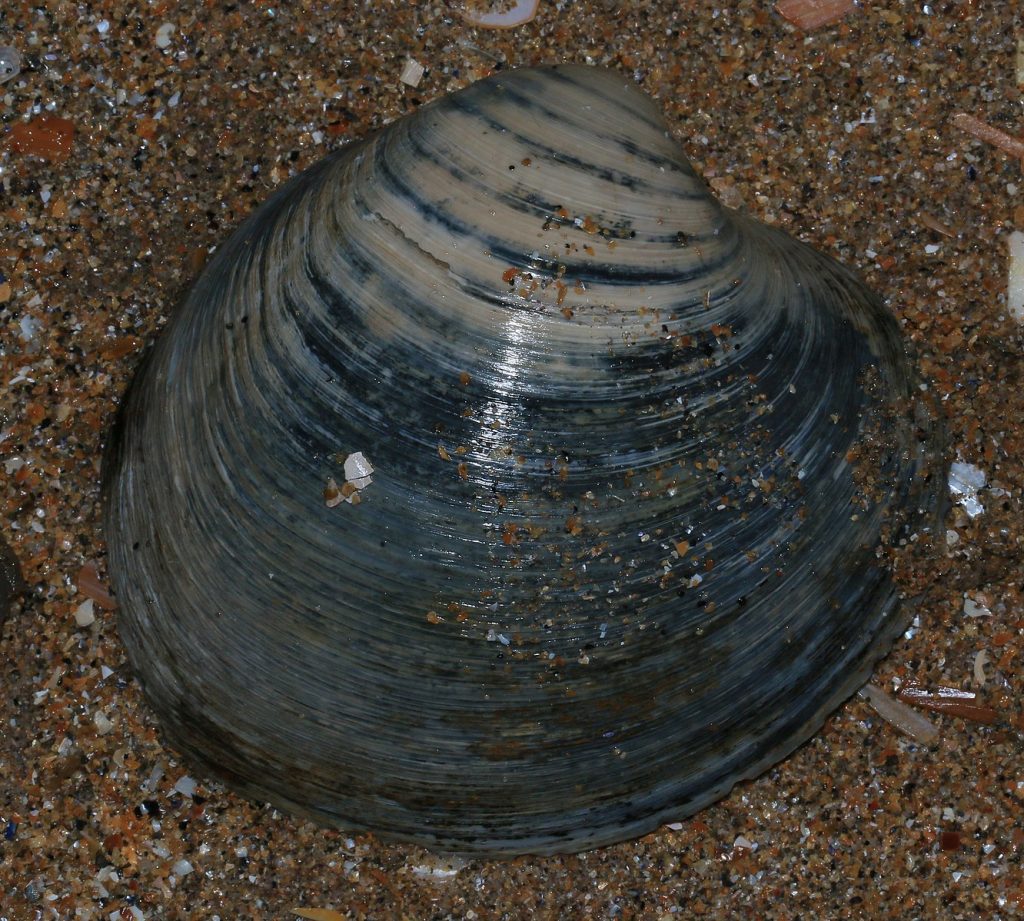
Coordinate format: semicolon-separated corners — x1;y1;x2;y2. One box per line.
103;64;945;856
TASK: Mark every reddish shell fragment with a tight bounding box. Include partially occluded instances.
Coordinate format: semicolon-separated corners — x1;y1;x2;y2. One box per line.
775;0;857;31
8;115;76;163
952;113;1024;161
897;684;999;725
291;910;348;921
919;212;956;237
76;561;118;610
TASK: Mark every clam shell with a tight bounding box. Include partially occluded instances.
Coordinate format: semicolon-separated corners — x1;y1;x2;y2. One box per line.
104;65;944;855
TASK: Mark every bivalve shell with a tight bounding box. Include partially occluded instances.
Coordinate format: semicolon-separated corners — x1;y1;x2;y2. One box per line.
104;65;945;855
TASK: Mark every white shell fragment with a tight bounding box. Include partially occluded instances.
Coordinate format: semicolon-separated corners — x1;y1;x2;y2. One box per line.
94;711;115;735
74;598;96;627
400;58;424;88
172;775;197;797
962;594;992;618
408;854;468;881
462;0;540;29
948;461;986;518
858;683;939;745
154;22;175;49
973;649;989;686
343;451;373;489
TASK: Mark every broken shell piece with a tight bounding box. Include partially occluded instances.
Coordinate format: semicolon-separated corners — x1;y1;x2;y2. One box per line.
898;683;998;724
973;650;989;686
408;854;468;881
343;451;373;490
399;58;424;88
952;112;1024;161
74;598;96;627
859;683;939;745
462;0;540;29
948;461;985;518
775;0;857;31
323;477;344;508
962;594;992;618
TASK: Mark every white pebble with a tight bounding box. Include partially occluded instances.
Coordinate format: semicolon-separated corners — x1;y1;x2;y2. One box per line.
155;22;175;49
973;649;989;686
74;598;96;627
93;711;114;735
172;858;194;877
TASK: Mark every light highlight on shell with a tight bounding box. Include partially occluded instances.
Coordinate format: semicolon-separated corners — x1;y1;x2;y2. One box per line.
104;65;944;855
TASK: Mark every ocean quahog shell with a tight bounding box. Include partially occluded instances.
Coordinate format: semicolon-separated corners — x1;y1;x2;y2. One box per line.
104;65;944;855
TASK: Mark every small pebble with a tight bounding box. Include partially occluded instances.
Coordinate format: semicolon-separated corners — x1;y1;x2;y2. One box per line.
74;598;95;627
155;22;175;49
173;774;197;797
962;595;991;618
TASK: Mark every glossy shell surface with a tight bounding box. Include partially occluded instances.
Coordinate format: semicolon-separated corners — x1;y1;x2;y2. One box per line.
104;65;944;855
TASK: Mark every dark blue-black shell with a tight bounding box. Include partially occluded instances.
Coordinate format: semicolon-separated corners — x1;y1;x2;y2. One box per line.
103;64;945;856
